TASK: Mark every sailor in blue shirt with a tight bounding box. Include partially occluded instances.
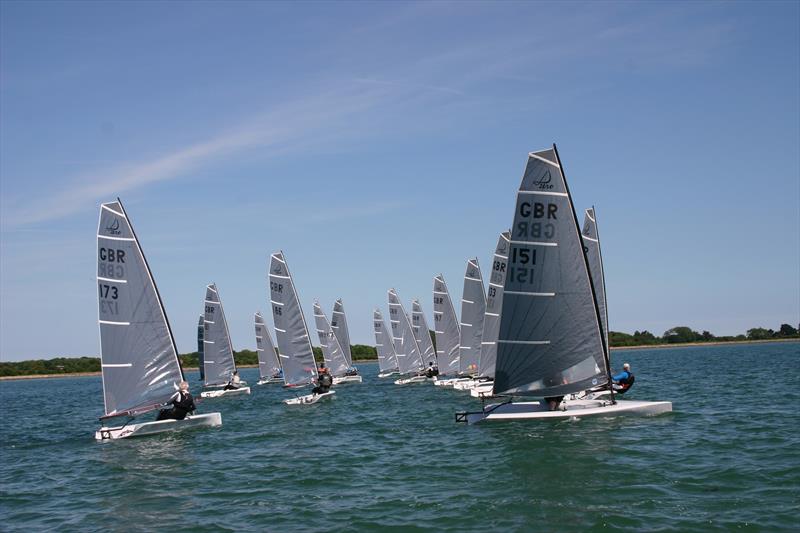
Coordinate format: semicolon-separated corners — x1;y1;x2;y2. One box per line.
611;363;635;394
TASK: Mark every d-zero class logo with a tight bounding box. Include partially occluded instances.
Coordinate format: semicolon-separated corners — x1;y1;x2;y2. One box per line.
533;169;554;190
106;218;122;235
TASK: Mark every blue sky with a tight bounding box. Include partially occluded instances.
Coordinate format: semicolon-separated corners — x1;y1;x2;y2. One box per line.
1;1;798;361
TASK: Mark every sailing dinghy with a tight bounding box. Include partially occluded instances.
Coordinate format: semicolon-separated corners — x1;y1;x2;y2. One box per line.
452;258;487;391
456;146;671;424
269;252;335;405
314;302;362;385
200;283;251;398
95;199;221;440
374;309;400;377
432;275;463;387
411;299;437;370
255;312;283;385
330;299;362;383
388;289;427;385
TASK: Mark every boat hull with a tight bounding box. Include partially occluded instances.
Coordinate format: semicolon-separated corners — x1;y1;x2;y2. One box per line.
200;386;251;399
378;371;399;378
95;412;222;440
333;375;363;384
469;382;496;398
457;399;672;425
256;377;284;385
394;375;428;385
283;390;336;405
434;377;469;387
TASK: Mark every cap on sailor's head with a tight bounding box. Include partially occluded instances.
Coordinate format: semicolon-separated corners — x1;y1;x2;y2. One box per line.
623;363;630;370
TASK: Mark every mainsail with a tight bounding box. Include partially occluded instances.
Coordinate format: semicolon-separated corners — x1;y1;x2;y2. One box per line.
255;311;282;380
330;299;353;368
373;309;399;373
197;314;205;381
477;231;511;379
203;283;237;387
313;302;350;377
459;258;486;376
432;275;460;376
582;207;609;353
388;289;424;375
411;299;436;367
269;251;317;387
494;146;610;397
97;199;184;418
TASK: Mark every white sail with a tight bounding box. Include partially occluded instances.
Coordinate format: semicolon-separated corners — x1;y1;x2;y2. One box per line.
411;299;436;367
477;231;511;379
255;311;282;380
388;289;424;375
330;299;353;368
373;309;398;373
433;275;461;376
582;208;609;354
203;283;237;387
313;302;350;377
459;258;486;376
269;251;317;387
96;199;184;418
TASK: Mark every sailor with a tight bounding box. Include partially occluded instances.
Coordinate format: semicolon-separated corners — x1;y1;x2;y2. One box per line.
274;368;284;379
611;363;635;394
157;381;196;420
344;366;359;376
425;361;439;378
312;364;333;395
223;370;241;390
544;396;564;411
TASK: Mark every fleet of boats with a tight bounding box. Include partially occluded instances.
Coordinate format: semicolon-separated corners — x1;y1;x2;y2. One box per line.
94;145;672;440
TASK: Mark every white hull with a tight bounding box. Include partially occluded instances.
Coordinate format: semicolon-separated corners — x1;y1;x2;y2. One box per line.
378;371;399;378
333;375;363;384
200;386;251;399
452;378;486;391
95;412;222;441
469;382;496;398
283;390;336;405
256;377;284;385
433;377;470;388
394;375;428;385
457;399;672;425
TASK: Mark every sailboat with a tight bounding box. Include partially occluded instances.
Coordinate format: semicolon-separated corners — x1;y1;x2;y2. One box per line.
255;311;283;385
269;251;334;405
470;231;511;398
388;289;426;385
314;302;362;384
95;199;221;440
411;299;437;369
200;283;251;398
330;299;362;383
197;314;205;382
373;309;400;377
457;146;672;423
452;258;487;390
432;274;463;387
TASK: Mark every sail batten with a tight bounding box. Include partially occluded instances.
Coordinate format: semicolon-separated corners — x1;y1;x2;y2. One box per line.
432;275;460;376
493;146;608;397
269;252;317;387
97;199;183;417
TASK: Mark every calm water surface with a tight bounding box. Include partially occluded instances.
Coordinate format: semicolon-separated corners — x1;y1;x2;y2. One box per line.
1;342;798;532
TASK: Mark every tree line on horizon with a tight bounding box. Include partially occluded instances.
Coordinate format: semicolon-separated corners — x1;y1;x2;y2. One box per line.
1;324;797;377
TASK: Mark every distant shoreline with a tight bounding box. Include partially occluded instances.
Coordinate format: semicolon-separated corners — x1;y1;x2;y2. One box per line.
1;338;796;381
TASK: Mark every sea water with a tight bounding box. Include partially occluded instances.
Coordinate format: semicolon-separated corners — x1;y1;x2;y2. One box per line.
1;342;798;531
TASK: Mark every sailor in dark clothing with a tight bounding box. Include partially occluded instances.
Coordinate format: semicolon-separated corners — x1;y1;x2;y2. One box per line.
611;363;635;394
157;381;196;420
425;361;439;378
544;396;564;411
312;364;333;395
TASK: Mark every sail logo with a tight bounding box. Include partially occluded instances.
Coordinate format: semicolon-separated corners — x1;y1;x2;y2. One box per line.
271;266;283;275
106;218;122;235
533;169;554;190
